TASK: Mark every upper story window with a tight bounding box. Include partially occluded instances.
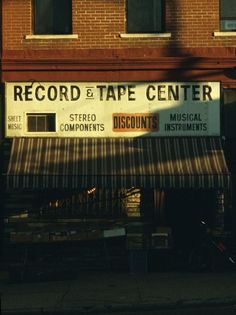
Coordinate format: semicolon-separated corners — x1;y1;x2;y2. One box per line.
34;0;72;35
220;0;236;31
127;0;164;33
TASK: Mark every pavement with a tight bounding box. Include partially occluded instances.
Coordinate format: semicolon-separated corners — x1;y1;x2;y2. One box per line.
1;269;236;314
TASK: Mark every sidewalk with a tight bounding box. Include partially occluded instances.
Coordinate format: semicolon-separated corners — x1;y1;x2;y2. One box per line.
1;270;236;314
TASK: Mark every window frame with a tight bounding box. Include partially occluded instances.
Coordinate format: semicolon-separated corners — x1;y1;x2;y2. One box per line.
33;0;72;35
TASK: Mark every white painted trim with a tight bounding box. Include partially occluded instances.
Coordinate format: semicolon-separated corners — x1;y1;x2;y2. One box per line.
25;34;79;40
213;31;236;37
119;33;171;38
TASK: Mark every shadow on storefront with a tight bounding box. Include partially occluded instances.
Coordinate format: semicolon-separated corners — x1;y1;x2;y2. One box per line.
0;134;232;281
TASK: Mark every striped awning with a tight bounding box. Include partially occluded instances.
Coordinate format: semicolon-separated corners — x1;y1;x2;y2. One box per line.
6;137;230;190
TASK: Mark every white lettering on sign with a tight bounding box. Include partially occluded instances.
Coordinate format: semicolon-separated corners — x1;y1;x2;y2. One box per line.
5;81;220;137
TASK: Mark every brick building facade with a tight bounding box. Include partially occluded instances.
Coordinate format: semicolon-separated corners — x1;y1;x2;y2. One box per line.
1;0;236;274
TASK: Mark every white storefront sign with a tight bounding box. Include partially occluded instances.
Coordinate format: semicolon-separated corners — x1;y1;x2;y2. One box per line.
5;81;220;137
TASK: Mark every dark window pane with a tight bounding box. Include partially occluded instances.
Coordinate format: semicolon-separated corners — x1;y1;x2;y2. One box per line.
54;0;72;34
34;0;72;34
221;0;236;31
34;0;53;34
47;115;56;131
28;116;36;132
37;116;46;131
221;0;236;19
127;0;163;33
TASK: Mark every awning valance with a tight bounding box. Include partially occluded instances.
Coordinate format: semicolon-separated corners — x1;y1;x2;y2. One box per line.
6;137;231;190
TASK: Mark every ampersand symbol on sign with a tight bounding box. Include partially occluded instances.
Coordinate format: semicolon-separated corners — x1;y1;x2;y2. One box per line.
86;88;94;98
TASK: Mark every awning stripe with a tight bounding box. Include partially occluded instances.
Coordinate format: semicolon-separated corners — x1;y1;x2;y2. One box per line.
6;137;231;190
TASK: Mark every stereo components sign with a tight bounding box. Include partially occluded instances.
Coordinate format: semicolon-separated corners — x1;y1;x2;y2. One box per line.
5;81;220;137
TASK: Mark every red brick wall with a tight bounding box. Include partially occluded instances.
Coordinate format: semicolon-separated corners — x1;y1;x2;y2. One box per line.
2;0;236;51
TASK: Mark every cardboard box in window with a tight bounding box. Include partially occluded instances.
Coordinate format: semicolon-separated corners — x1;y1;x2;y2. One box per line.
127;233;150;250
151;227;172;249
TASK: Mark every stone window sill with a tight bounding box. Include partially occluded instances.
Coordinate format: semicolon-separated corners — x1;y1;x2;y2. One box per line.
25;34;79;40
213;32;236;37
119;33;171;38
